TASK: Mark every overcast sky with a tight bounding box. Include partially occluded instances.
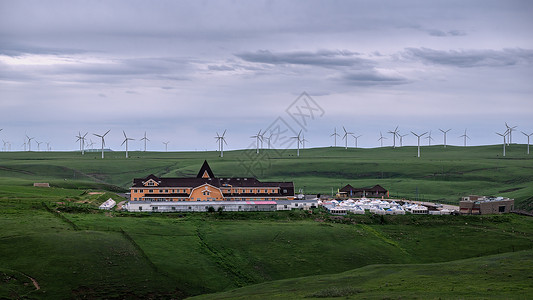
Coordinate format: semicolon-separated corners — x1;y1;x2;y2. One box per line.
1;0;532;151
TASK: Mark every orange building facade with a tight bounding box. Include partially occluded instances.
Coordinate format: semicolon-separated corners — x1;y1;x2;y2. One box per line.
130;161;295;202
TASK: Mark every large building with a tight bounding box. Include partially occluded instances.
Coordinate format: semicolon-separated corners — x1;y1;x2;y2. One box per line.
129;160;295;202
459;195;515;215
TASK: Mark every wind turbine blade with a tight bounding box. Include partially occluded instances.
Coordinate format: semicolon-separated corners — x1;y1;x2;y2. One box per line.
103;130;110;137
222;129;226;137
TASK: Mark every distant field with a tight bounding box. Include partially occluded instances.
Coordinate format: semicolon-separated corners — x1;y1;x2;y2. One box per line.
1;146;533;298
0;145;532;209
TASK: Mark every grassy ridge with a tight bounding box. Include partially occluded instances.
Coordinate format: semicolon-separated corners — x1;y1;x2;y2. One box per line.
190;249;533;299
1;145;532;209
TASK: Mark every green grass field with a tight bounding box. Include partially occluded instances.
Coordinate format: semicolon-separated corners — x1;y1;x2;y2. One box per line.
1;144;532;208
1;146;532;298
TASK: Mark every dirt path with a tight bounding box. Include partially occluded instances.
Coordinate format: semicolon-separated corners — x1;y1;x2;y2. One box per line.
21;273;40;290
116;200;126;210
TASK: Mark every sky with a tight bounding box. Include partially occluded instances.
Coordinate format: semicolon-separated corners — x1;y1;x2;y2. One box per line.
1;0;532;152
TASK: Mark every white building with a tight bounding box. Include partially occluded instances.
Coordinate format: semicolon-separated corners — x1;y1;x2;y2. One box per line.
99;198;116;210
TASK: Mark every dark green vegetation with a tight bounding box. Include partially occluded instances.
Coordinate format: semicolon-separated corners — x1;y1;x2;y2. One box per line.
1;146;532;299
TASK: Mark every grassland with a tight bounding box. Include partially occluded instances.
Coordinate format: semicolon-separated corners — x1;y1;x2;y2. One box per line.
0;144;532;208
1;146;532;298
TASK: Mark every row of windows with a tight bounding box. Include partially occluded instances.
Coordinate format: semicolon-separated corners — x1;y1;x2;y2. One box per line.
150;205;276;211
132;188;280;194
138;197;283;202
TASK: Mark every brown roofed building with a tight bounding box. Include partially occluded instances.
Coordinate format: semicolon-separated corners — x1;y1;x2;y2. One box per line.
338;184;388;198
130;160;295;202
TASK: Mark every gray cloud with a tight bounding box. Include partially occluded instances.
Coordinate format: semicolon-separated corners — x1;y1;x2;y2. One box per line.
336;71;409;86
403;48;533;68
235;49;372;68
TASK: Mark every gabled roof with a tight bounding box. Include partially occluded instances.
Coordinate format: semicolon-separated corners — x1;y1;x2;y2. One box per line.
196;160;215;178
340;184;388;193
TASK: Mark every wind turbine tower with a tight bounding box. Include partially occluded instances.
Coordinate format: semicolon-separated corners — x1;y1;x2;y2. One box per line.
399;133;408;147
388;126;399;148
140;132;150;152
505;122;517;145
330;127;340;147
25;135;34;151
36;141;43;151
342;126;353;149
459;129;470;147
93;130;110;159
162;141;170;152
522;131;533;155
411;131;427;158
496;131;507;157
439;128;451;148
215;130;227;157
251;130;262;154
292;130;302;157
426;131;434;146
352;134;362;148
378;131;387;147
122;130;134;158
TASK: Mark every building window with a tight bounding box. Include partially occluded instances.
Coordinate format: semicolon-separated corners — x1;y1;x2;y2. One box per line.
152;207;158;211
499;206;506;213
149;189;153;193
139;207;142;211
171;207;176;210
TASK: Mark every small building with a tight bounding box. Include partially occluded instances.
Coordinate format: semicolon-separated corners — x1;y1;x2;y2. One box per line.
99;198;116;210
338;184;388;199
459;195;514;215
275;200;318;211
33;183;50;188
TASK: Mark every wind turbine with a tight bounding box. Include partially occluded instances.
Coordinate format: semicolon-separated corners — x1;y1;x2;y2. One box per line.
459;129;470;147
388;126;399;148
378;131;387;147
259;131;265;150
301;134;309;149
36;141;43;151
93;130;110;159
251;130;262;154
496;131;507;157
439;129;451;148
162;141;170;152
25;135;34;151
215;130;227;157
2;140;7;152
522;131;533;155
76;132;88;155
46;142;50;152
122;130;134;158
411;131;427;158
22;140;26;151
342;126;353;149
330;127;340;147
399;133;408;147
264;132;273;149
505;122;517;145
292;130;302;157
352;134;362;148
140;132;150;152
426;131;434;146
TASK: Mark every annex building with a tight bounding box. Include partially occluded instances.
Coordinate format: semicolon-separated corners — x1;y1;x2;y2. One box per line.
129;160;295;202
337;184;389;199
